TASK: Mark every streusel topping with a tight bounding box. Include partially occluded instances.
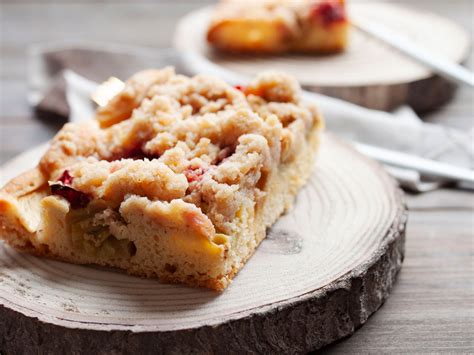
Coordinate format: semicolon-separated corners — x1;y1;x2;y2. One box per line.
40;68;322;234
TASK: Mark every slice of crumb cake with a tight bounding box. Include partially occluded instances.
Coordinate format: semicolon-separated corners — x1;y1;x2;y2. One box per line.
0;68;323;290
207;0;349;54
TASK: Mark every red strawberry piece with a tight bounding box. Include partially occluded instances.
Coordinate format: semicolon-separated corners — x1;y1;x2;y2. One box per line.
50;184;91;209
183;167;207;183
310;1;346;26
57;170;74;185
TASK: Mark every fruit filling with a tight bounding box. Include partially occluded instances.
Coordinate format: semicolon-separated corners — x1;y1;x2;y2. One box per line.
310;1;346;26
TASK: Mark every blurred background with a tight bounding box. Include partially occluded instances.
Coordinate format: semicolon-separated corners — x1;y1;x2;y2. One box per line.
0;0;473;165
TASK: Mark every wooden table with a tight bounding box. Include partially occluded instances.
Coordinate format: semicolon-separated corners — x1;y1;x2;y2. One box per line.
1;0;473;352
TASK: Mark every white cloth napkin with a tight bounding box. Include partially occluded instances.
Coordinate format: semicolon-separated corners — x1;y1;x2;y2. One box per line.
316;95;474;191
29;43;473;192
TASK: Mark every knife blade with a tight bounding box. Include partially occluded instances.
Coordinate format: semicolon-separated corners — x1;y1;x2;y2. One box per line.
355;142;474;187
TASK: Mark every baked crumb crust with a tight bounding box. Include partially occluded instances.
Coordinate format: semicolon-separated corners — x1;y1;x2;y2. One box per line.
0;68;323;290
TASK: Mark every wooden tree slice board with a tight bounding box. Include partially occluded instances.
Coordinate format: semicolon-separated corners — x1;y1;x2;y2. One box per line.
173;3;471;112
0;134;407;353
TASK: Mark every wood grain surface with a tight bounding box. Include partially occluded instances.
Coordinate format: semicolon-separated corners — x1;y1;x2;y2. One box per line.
0;0;473;353
0;135;407;353
173;2;471;111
